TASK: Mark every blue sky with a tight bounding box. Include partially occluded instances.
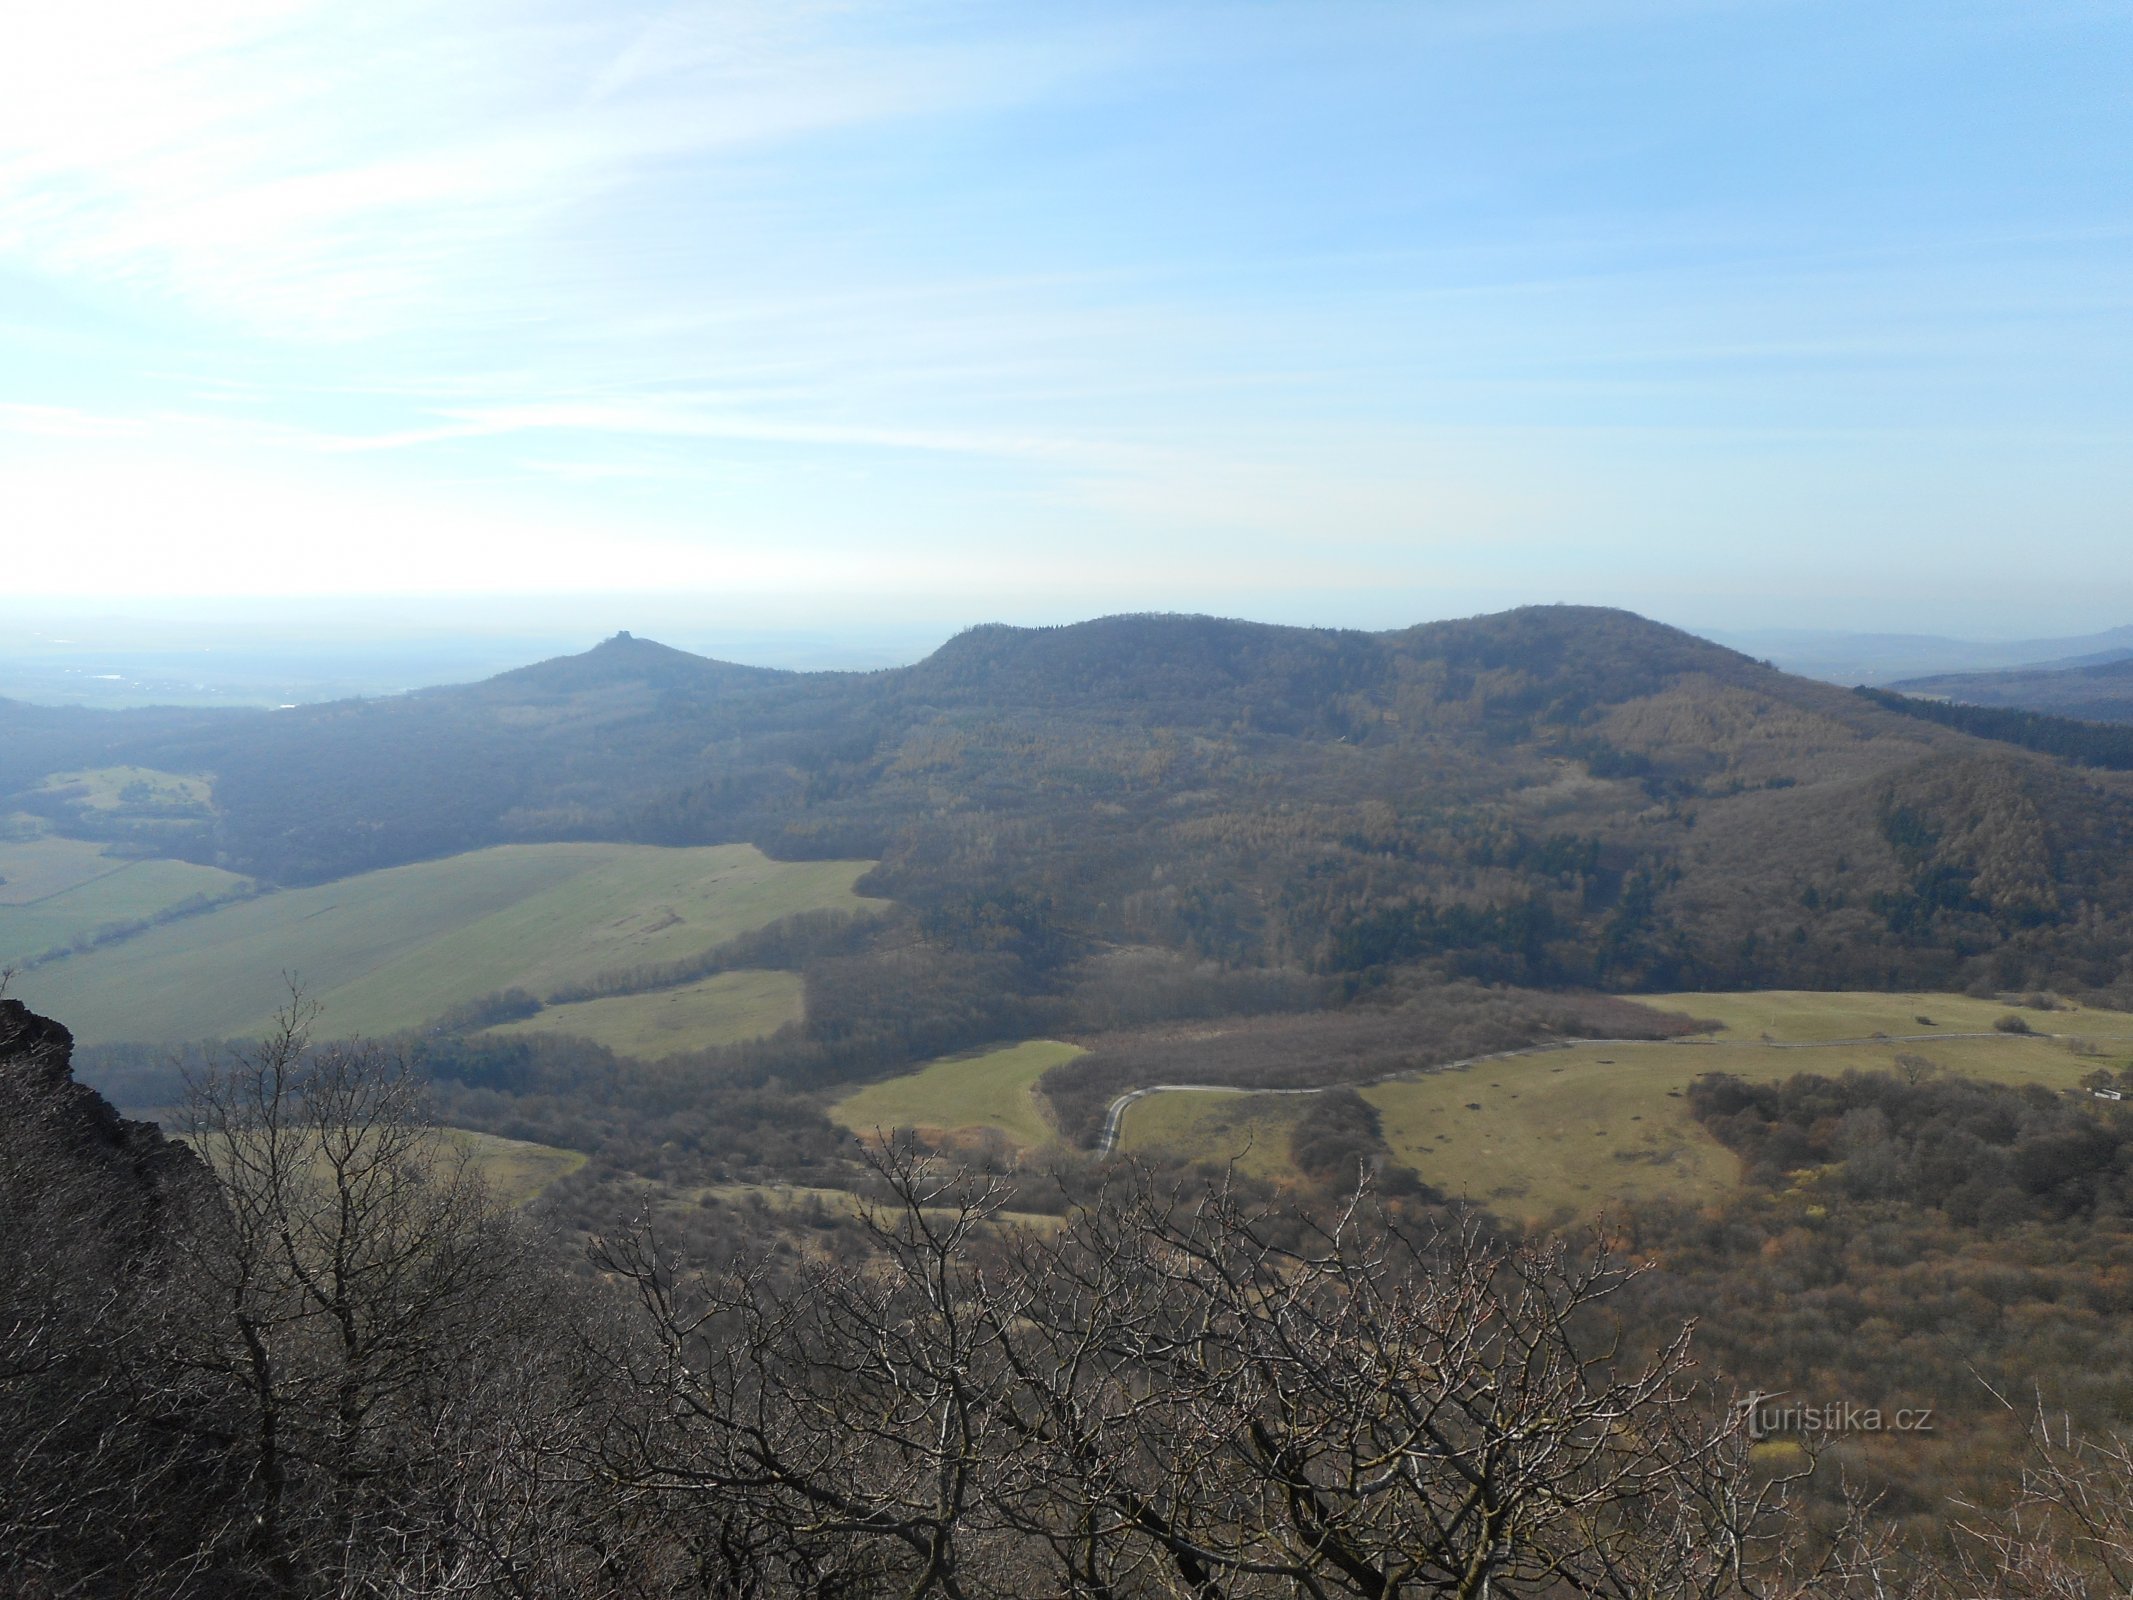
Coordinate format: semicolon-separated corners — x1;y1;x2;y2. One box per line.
3;0;2129;637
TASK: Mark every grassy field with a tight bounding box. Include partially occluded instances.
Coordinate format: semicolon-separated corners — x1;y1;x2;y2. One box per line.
447;1129;587;1204
1115;1091;1312;1182
0;831;252;966
487;969;804;1057
696;1180;1066;1233
0;832;138;902
18;842;880;1045
178;1126;585;1206
832;1040;1086;1153
1117;992;2133;1225
36;766;215;813
1642;988;2133;1043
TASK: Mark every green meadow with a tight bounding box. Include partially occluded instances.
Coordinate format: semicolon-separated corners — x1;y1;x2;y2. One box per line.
832;1040;1087;1153
1641;988;2133;1043
488;968;805;1058
443;1129;588;1204
36;766;215;813
178;1126;586;1207
17;842;879;1044
1114;1090;1312;1183
0;830;251;966
1115;992;2133;1224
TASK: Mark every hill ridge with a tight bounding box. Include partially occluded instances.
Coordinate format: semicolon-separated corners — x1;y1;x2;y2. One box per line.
6;604;2133;997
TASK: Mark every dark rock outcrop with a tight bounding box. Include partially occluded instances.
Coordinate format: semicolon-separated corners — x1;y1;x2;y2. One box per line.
0;995;202;1217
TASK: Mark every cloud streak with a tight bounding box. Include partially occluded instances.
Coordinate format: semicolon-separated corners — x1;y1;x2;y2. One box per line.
0;1;2128;631
0;1;1120;338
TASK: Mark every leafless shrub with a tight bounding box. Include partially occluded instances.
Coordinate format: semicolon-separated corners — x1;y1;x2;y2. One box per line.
593;1145;1906;1597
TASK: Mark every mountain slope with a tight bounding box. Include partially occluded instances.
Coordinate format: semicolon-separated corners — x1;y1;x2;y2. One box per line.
7;606;2133;996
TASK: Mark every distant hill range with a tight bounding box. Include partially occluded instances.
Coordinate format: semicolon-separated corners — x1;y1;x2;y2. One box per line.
8;606;2133;997
1888;656;2133;725
1706;624;2133;686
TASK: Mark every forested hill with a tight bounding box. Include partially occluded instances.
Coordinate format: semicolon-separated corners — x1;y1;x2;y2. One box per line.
483;629;791;696
9;605;2133;995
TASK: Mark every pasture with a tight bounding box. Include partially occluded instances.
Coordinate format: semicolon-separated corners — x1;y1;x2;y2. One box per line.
0;831;251;966
36;766;215;814
832;1040;1086;1153
488;968;805;1057
447;1129;588;1204
16;842;880;1044
178;1125;586;1207
1115;992;2133;1224
1641;988;2133;1043
1114;1090;1310;1182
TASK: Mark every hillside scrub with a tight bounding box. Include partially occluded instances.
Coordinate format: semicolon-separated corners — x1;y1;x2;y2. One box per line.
1609;1067;2133;1538
0;997;1884;1595
28;995;2133;1591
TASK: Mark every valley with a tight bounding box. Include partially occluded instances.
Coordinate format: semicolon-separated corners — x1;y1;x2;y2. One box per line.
0;827;251;967
1894;656;2133;724
818;989;2133;1223
13;618;2133;1228
1121;1021;2127;1220
13;610;2133;1225
12;611;2133;1592
11;13;2128;1582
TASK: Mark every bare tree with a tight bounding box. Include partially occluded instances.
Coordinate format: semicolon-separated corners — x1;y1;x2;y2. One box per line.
972;1167;1881;1600
1948;1399;2133;1598
591;1156;1024;1598
592;1148;1905;1599
175;993;605;1596
6;982;2081;1597
1895;1053;1940;1086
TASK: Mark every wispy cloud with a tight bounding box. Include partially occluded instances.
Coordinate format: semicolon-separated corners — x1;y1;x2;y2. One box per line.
401;398;1134;464
0;401;147;440
0;1;1122;338
2;1;2128;630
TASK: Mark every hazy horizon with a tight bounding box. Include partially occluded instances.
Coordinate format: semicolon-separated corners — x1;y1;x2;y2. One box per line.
10;592;2133;709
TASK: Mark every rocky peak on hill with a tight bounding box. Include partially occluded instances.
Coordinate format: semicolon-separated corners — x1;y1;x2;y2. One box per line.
0;998;200;1215
480;630;792;697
